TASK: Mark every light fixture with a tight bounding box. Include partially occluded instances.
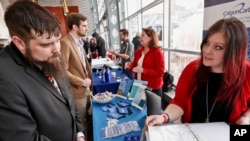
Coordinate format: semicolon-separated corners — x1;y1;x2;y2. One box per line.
31;0;37;3
61;0;69;16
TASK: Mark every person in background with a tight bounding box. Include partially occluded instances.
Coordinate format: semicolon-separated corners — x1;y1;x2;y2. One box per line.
109;28;134;69
89;37;98;59
0;44;4;52
83;37;90;54
146;17;250;126
125;27;165;96
83;37;91;64
60;13;93;141
92;32;106;58
132;31;141;52
0;1;85;141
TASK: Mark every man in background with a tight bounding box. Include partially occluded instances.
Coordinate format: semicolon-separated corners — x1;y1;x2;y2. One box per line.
83;37;91;64
92;32;106;58
0;1;85;141
83;37;90;54
60;13;93;141
109;28;134;69
132;31;141;52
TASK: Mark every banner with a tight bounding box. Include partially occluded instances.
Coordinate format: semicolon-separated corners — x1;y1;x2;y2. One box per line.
204;0;250;58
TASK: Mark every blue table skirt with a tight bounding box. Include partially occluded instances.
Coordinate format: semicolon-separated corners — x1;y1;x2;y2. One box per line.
92;69;131;94
92;96;146;141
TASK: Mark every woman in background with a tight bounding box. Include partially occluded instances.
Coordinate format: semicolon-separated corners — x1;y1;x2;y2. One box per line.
146;17;250;125
125;27;165;96
89;37;98;59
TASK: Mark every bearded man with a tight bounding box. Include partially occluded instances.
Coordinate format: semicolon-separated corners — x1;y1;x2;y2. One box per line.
0;1;85;141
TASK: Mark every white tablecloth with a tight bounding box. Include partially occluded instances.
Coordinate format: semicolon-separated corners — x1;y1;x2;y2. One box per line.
91;58;119;69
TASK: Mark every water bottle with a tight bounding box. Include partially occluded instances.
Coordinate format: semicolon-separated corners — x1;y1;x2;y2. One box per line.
105;68;111;83
101;69;106;82
112;54;116;61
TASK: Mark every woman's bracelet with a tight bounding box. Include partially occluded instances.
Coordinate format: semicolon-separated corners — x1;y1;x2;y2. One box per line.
162;113;170;123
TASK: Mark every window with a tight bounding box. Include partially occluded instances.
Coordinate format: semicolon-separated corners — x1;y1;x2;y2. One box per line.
114;0;204;84
170;0;204;51
142;3;163;44
166;0;204;84
142;0;154;8
128;15;139;41
126;0;140;17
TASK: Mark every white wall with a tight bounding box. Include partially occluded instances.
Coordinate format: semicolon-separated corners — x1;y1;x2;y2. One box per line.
1;0;95;36
0;1;10;46
38;0;95;36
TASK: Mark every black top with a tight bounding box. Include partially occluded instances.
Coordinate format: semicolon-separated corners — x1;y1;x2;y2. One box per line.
132;36;141;51
120;39;134;68
96;37;106;58
83;40;90;54
190;72;232;123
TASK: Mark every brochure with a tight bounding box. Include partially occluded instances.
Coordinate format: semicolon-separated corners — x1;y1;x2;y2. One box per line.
117;78;133;97
128;80;147;100
128;80;148;110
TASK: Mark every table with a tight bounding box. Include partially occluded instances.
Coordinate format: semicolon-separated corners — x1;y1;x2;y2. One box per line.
92;69;132;95
92;96;147;141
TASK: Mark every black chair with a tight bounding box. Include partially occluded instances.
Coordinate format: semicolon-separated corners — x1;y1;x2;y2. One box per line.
145;89;162;116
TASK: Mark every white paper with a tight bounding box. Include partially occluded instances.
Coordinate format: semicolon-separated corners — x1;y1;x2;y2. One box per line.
188;122;229;141
148;122;229;141
148;124;197;141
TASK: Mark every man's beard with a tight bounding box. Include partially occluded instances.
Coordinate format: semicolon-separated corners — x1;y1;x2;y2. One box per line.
25;47;66;83
77;30;86;37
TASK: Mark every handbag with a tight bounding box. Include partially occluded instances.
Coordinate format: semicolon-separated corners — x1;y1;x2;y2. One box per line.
91;51;98;59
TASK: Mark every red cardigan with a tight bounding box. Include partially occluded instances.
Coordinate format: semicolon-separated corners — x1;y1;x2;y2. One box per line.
127;47;165;89
171;59;250;124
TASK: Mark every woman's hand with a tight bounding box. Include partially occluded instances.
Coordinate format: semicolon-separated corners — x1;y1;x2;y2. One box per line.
146;115;165;126
77;137;85;141
236;115;250;125
108;49;115;54
132;66;143;73
124;62;131;69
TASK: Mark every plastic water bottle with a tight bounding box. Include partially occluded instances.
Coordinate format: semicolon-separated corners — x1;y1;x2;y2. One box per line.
105;68;111;83
112;54;116;61
101;69;106;82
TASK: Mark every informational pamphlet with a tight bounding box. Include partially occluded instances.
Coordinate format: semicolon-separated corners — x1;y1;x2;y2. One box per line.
128;80;148;110
117;78;133;97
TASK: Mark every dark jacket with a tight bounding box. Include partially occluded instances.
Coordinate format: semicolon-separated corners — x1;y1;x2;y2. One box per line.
132;36;141;51
96;36;106;58
0;42;83;141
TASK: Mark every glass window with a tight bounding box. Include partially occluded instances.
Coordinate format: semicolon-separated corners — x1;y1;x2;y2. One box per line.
165;0;204;84
128;15;139;41
142;0;154;8
170;0;204;51
126;0;140;16
167;52;199;84
118;0;126;21
142;3;163;44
